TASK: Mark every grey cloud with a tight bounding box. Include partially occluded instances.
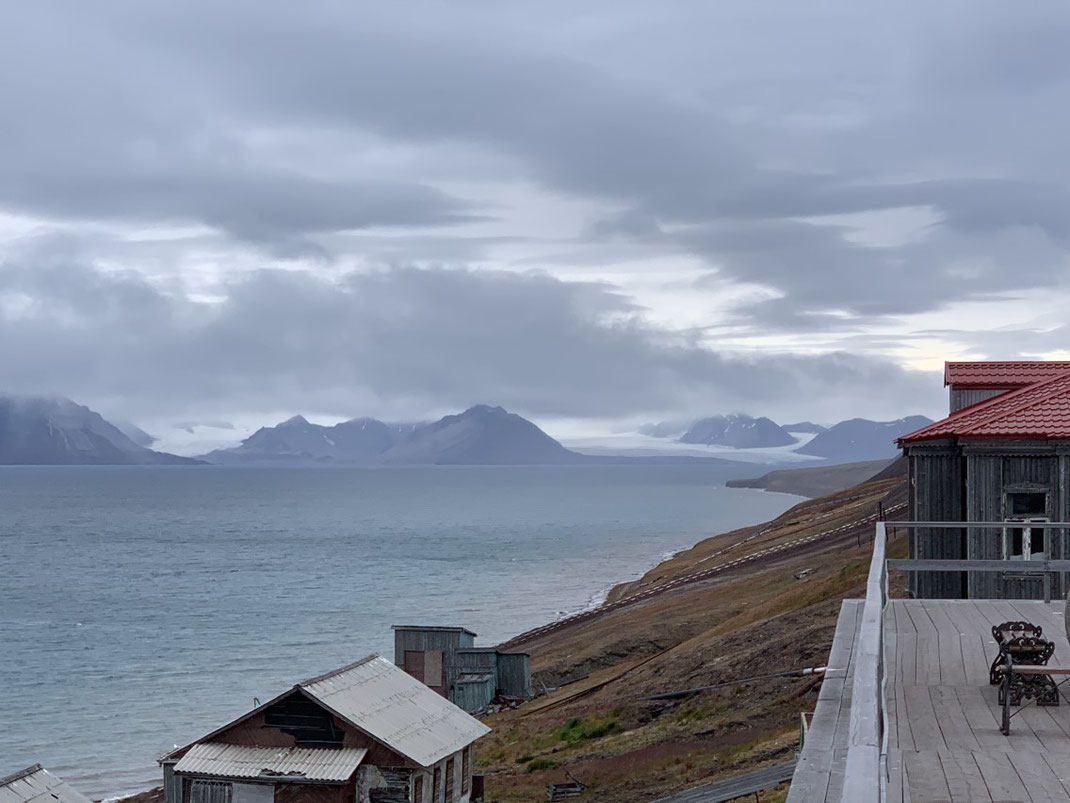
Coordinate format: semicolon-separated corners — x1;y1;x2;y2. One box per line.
1;0;1069;361
0;257;940;423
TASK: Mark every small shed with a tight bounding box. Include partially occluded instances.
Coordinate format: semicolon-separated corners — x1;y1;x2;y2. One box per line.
0;765;91;803
161;654;490;803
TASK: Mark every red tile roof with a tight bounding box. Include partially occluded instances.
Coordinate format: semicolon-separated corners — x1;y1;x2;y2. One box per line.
944;360;1070;388
900;371;1070;443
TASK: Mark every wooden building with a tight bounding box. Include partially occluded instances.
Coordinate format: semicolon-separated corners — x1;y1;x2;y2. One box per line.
160;654;490;803
0;765;91;803
899;361;1070;599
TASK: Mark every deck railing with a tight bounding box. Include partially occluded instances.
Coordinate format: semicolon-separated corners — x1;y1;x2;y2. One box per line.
840;521;887;803
887;520;1070;603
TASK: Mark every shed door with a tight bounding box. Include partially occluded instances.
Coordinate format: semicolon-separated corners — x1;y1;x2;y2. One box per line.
424;650;444;692
404;650;426;683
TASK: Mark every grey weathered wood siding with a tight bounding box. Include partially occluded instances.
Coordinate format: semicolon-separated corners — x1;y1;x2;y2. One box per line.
963;443;1067;599
907;443;965;598
949;387;1007;413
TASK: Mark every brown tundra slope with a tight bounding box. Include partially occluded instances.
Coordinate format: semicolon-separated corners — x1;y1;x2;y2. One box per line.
478;459;908;803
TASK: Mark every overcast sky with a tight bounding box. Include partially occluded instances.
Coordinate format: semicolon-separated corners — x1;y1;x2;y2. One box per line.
2;1;1068;434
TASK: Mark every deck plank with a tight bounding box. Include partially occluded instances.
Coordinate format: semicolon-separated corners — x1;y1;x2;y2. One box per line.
929;686;982;752
954;685;1014;751
903;750;952;802
938;751;992;802
1008;749;1070;802
887;749;905;803
970;750;1031;803
902;685;949;751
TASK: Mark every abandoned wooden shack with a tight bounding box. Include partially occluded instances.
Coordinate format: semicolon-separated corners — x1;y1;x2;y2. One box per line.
0;764;91;803
160;654;490;803
392;626;532;713
899;360;1070;599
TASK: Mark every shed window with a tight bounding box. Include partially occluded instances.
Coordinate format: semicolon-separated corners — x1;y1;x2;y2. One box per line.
444;758;455;802
413;775;424;803
433;765;441;801
189;780;233;803
461;747;470;794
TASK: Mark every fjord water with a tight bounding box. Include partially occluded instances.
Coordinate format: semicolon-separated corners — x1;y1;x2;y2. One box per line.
0;465;801;798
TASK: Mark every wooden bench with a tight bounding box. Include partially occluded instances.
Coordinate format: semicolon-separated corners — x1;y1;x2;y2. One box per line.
990;620;1046;685
996;641;1070;734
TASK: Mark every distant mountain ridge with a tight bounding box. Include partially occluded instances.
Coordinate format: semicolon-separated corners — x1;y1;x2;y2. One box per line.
679;414;797;448
796;416;933;461
202;404;587;466
782;421;827;434
0;396;198;465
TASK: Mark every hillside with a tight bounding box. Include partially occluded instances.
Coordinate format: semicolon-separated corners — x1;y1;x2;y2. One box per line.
0;397;198;465
476;464;908;802
726;458;895;498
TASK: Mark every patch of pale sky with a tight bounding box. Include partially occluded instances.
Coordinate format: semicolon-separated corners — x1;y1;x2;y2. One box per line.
808;205;942;249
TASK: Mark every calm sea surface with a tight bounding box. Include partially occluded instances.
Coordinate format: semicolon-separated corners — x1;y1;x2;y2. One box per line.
0;465;800;798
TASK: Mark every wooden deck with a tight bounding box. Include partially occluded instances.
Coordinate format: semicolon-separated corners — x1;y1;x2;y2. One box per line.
888;599;1070;802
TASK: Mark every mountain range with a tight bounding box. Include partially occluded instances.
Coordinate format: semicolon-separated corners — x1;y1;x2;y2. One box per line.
0;394;935;466
204;404;588;466
0;397;200;465
640;413;932;460
795;416;934;462
679;414;797;448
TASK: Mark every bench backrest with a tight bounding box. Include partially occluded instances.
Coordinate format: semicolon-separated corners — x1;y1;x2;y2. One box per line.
993;620;1043;644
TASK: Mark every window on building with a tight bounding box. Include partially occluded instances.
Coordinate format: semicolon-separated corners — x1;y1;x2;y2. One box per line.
461;747;470;794
433;765;441;802
189;780;233;803
1008;492;1047;517
1004;522;1048;561
413;774;424;803
444;758;455;802
1004;493;1049;561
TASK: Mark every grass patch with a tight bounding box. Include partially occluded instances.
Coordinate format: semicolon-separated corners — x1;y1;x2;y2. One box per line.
526;758;560;772
553;716;621;744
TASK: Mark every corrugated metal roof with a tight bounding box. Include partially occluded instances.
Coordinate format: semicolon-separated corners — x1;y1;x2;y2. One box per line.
174;744;366;782
944;360;1070;388
301;654;491;768
900;372;1070;443
0;765;91;803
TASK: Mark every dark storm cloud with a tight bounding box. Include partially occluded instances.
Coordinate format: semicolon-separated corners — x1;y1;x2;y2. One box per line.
0;257;939;422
